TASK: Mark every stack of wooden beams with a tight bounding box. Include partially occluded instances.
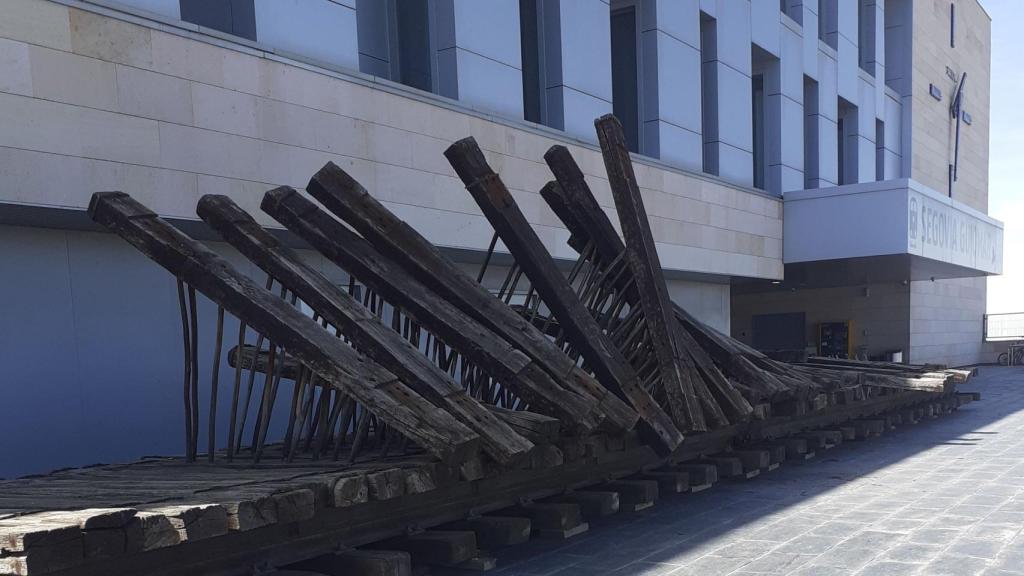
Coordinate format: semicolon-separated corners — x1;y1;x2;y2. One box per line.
0;113;974;575
84;113;969;461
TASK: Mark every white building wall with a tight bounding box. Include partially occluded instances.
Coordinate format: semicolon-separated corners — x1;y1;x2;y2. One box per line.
70;0;907;195
909;277;986;367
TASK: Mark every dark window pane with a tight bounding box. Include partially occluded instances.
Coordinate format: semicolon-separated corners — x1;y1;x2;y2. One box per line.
230;0;256;41
611;7;638;153
837;117;845;185
950;3;956;47
180;0;256;41
520;0;542;123
700;13;718;175
396;0;432;92
752;74;765;190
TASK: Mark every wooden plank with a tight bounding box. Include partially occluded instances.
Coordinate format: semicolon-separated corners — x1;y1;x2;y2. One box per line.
485;407;559;444
445;516;531;549
700;456;744;479
638;470;689;494
731;450;771;472
672;463;718;487
381;531;477;567
505;500;585;532
332;475;369;508
0;521;82;575
547;492;619;519
197;194;533;467
448;553;495;569
592;115;709;432
754;444;787;467
136;503;228;543
36;388;945;576
775;438;815;461
366;469;406;502
850;419;886;438
292;549;412;576
587;480;658;512
304;162;638;434
4;508;142;570
260;187;604;435
444;138;682;455
88;192;479;465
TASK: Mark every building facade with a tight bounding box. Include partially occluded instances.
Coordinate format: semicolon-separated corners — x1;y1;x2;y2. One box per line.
0;0;999;477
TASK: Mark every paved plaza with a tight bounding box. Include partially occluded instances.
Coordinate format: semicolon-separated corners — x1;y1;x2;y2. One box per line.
495;367;1024;576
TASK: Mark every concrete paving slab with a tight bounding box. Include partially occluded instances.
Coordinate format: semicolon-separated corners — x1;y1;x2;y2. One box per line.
493;368;1024;575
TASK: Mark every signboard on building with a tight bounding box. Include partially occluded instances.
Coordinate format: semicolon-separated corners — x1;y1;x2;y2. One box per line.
784;178;1003;278
907;189;1002;275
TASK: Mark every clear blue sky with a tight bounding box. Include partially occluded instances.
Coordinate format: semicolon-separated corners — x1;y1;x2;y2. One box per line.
984;0;1021;313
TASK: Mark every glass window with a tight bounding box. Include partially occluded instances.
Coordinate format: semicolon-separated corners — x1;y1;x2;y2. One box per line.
179;0;256;41
395;0;433;92
611;7;639;153
520;0;543;124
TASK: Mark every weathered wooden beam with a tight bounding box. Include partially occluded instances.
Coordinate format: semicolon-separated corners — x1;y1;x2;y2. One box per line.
543;145;757;417
291;549;412;576
592;115;710;432
672;463;718;486
638;470;690;494
503;503;588;539
585;480;658;512
546;491;619;519
197;194;533;467
88;192;479;465
260;187;604;434
444;138;682;455
304;163;638;434
380;530;477;567
445;516;531;550
485;407;560;444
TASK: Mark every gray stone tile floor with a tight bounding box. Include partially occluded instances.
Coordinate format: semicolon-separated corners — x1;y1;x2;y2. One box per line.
491;367;1024;575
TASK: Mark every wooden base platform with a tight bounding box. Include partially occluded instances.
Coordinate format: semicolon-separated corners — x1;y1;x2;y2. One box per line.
0;390;977;576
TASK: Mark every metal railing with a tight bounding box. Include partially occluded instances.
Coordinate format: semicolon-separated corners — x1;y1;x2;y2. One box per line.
984;312;1024;341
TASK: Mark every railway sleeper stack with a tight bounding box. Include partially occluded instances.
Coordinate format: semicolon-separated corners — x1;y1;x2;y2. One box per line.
0;116;976;576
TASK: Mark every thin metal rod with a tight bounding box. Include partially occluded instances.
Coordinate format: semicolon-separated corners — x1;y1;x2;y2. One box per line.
207;306;224;462
176;279;193;461
227;320;246;462
476;232;500;284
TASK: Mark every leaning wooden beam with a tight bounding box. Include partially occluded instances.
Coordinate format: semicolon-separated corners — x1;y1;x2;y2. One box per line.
87;192;479;465
259;187;606;434
542;144;759;415
538;155;813;403
444;138;683;454
596;114;744;432
196;194;534;467
303;163;638;434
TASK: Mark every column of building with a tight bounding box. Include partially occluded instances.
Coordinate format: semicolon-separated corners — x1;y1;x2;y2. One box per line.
700;0;753;187
638;0;703;172
541;0;614;141
434;0;525;120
